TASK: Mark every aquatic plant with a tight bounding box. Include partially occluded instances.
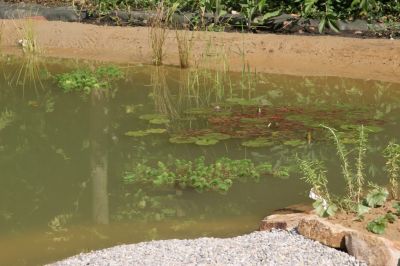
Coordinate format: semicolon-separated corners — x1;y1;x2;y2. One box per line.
124;128;167;137
57;65;123;94
123;156;287;193
149;2;167;66
383;141;400;199
175;29;193;68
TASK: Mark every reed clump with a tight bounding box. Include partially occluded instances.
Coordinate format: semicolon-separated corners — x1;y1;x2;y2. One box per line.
175;28;193;68
149;2;167;66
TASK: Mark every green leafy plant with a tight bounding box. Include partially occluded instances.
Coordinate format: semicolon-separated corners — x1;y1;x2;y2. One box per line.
123;156;287;193
297;157;338;217
57;65;123;94
393;202;400;216
365;186;389;208
367;215;387;234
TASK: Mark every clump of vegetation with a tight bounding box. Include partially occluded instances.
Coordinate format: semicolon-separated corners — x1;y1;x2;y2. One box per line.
298;158;337;217
383;141;400;199
175;29;193;68
57;65;123;94
75;0;400;34
299;124;400;234
123;156;288;193
149;2;168;66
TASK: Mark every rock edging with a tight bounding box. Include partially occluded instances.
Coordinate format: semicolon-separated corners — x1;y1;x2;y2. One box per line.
260;213;400;266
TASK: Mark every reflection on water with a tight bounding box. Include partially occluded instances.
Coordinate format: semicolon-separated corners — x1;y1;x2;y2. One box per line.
0;56;399;265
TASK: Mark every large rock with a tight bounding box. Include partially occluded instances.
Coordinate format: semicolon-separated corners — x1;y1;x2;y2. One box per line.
260;212;400;265
260;213;309;231
345;231;400;266
297;215;351;249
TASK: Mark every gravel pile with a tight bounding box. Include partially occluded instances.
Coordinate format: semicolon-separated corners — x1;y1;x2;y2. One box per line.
50;230;366;266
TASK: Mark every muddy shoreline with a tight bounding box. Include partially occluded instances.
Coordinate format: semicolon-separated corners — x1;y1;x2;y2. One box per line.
1;19;400;83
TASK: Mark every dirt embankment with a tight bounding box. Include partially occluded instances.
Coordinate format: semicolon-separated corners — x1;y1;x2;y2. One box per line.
1;19;400;83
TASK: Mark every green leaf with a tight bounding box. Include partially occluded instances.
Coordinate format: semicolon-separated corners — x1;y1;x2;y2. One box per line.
356;204;370;217
393;202;400;215
262;10;281;21
367;216;387;234
385;212;397;223
366;188;389;208
313;199;327;217
318;17;326;33
326;203;338;217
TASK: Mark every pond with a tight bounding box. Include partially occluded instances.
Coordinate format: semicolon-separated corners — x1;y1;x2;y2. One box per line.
0;55;399;265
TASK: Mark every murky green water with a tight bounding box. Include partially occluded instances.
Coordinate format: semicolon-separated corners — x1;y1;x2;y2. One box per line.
0;56;399;265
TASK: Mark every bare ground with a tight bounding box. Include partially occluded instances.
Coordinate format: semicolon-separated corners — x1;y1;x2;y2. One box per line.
1;19;400;83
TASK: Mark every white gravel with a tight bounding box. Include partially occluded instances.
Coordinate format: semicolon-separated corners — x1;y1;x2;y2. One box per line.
50;230;366;266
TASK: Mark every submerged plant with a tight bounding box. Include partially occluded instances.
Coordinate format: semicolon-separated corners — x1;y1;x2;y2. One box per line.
383;141;400;199
0;109;15;131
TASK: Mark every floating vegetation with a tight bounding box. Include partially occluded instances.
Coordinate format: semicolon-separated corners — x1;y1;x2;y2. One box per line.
195;137;219;146
201;132;231;140
125;128;167;137
242;138;273;148
184;107;211;116
149;118;170;125
139;114;168;121
283;139;307;147
123;156;287;193
340;124;384;133
57;65;123;94
169;135;198;144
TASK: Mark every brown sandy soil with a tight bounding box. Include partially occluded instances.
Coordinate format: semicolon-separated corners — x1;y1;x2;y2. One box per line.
1;19;400;83
328;200;400;243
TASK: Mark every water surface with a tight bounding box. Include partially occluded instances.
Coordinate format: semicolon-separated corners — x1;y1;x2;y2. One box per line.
0;57;399;265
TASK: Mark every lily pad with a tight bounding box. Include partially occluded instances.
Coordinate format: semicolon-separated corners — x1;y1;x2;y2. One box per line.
340;124;384;134
169;136;198;144
149;118;170;125
125;128;167;137
285;114;316;127
201;132;231;140
125;130;149;137
146;128;167;134
195;137;219;146
184;108;211;115
283;139;306;147
242;138;274;148
139;114;168;121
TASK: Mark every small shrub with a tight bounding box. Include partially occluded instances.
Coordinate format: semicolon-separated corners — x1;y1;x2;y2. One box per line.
383;141;400;199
